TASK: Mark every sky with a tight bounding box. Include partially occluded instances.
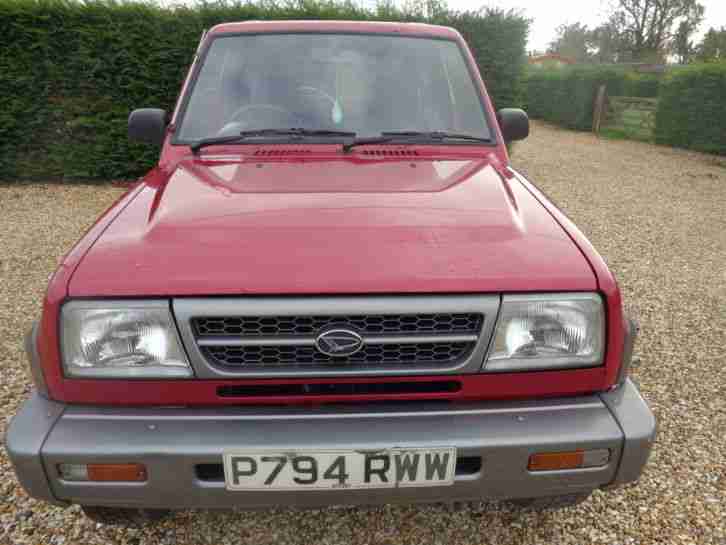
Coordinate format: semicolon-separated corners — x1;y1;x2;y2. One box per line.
444;0;726;52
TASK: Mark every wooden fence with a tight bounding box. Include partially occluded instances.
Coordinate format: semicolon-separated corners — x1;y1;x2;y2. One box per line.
593;85;658;141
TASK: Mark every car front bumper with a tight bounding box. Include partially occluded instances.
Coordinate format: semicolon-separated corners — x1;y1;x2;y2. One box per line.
6;379;655;510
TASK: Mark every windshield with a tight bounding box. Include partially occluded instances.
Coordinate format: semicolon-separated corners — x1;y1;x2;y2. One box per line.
176;33;492;143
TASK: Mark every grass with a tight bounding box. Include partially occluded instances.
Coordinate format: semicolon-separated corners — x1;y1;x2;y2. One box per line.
599;128;653;143
601;107;655;143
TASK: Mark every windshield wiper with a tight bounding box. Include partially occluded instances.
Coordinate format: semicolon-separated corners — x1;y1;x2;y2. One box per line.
342;131;493;152
190;128;357;154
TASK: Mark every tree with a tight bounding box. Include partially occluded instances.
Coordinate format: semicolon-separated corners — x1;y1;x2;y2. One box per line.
400;0;449;19
604;0;704;62
696;27;726;62
547;22;592;63
672;19;698;63
590;20;630;63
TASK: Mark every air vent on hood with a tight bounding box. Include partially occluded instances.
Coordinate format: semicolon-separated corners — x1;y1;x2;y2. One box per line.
253;149;313;156
361;149;419;157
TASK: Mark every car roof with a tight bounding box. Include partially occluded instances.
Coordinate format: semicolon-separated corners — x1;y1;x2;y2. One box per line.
207;20;461;39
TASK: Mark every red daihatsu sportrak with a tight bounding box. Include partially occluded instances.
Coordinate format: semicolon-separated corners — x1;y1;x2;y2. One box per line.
7;20;655;525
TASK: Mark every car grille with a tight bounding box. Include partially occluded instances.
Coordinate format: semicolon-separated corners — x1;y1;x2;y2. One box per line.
173;296;499;377
193;313;482;337
190;313;482;370
201;341;473;367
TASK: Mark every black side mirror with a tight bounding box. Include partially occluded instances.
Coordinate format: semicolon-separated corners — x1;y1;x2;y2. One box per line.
497;108;529;142
128;108;167;146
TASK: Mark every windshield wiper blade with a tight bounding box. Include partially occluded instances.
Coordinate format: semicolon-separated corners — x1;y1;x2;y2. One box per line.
384;131;493;142
190;128;357;154
342;131;493;152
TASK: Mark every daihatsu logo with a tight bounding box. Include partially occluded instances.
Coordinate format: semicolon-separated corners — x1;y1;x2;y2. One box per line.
315;328;363;357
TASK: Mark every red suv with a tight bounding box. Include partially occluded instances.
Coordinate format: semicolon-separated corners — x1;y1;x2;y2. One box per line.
7;20;655;524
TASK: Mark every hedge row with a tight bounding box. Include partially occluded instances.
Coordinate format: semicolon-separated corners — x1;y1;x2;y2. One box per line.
522;66;661;131
0;0;529;180
524;63;726;155
654;63;726;155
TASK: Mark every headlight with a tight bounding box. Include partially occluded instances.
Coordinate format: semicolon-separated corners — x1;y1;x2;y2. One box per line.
485;293;605;372
61;300;192;378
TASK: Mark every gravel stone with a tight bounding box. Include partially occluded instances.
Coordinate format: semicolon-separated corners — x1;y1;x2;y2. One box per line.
1;122;724;544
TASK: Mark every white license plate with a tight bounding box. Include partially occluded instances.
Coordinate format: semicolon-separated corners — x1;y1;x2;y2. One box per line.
223;447;457;491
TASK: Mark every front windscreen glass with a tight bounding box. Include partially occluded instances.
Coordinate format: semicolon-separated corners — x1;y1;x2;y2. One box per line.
176;33;491;142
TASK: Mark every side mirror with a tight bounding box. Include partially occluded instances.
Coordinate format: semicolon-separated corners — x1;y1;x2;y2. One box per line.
497;108;529;142
128;108;167;146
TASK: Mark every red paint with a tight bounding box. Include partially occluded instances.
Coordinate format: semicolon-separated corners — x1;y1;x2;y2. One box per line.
67;153;596;297
44;368;608;406
34;21;627;405
208;20;464;39
508;167;625;388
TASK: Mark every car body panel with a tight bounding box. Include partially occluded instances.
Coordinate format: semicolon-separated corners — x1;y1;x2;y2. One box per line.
506;166;626;388
6;381;655;509
67;154;596;297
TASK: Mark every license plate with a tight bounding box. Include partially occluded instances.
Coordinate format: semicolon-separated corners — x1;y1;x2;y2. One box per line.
223;447;457;491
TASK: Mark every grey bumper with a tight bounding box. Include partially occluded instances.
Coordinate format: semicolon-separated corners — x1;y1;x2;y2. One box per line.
5;380;655;509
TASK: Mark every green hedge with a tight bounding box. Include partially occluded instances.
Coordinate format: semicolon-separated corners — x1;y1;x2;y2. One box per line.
0;0;528;180
523;66;660;131
655;63;726;155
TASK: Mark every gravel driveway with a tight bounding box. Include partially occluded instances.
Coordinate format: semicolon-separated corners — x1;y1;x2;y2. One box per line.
1;122;724;544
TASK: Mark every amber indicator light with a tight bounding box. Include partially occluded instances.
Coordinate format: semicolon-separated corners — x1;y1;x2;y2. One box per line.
87;463;148;482
528;450;585;471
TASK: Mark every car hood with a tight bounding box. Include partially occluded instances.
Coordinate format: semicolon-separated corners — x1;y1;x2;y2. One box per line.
69;154;596;296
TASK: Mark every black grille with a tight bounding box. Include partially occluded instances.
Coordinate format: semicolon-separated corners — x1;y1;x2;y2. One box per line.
202;342;472;368
361;149;419;157
217;380;461;397
193;313;482;338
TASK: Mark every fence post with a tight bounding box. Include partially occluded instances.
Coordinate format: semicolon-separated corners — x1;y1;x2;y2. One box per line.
592;84;607;134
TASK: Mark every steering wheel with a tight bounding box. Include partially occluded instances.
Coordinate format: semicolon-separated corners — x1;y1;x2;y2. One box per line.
297;85;337;108
297;86;344;125
227;103;303;127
